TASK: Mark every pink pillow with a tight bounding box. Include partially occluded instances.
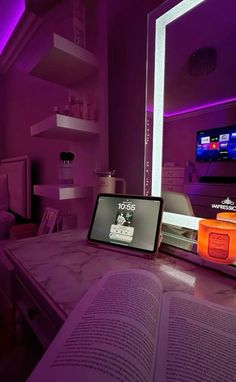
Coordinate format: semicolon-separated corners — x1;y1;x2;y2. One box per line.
0;174;9;210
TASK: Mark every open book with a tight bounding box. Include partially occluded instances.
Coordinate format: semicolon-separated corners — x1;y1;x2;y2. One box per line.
27;269;236;382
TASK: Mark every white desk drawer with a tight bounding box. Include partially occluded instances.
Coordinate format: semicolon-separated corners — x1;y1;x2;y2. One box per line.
162;177;184;186
14;276;61;349
162;167;185;178
162;185;183;192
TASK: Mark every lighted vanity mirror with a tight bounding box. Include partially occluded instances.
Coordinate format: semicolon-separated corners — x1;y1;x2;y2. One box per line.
144;0;236;275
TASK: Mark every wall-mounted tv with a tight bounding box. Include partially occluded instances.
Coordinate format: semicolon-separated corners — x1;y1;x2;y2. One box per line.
196;125;236;162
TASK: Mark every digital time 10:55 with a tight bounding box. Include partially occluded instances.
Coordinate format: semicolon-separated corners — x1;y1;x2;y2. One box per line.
118;202;136;211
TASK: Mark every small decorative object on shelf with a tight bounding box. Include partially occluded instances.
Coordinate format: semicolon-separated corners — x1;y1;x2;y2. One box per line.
63;104;70;116
69;95;83;118
94;170;126;194
197;219;236;264
59;152;75;185
94;170;115;177
65;94;98;121
53;105;61;114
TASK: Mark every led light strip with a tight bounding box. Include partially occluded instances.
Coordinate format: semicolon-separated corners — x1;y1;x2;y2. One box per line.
165;97;236;118
152;0;205;228
0;0;25;54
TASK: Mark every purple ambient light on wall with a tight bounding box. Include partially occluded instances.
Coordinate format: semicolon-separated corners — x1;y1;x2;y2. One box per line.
164;97;236;118
0;0;25;54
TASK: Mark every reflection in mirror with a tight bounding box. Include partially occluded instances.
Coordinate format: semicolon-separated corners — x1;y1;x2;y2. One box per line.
144;0;236;265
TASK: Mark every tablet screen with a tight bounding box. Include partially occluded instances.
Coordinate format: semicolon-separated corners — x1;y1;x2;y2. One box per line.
88;194;163;254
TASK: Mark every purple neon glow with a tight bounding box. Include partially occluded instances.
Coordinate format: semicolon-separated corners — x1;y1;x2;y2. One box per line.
0;0;25;54
164;97;236;117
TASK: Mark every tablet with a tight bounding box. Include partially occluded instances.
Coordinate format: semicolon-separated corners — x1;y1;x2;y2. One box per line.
88;194;164;257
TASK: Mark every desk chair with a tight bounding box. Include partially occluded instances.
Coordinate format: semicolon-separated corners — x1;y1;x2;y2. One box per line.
161;190;196;241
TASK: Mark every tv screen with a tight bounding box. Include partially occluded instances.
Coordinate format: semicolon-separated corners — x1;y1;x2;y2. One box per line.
196;125;236;161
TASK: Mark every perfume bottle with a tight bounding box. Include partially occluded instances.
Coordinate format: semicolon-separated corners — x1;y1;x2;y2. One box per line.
59;152;75;185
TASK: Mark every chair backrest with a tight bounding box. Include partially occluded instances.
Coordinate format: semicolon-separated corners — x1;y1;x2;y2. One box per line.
161;190;194;216
161;191;196;241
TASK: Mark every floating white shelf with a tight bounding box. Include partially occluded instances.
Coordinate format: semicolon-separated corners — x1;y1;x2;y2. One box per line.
31;114;99;140
29;33;98;87
33;185;91;200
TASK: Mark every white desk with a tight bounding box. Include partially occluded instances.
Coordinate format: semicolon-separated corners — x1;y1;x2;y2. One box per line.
5;230;236;349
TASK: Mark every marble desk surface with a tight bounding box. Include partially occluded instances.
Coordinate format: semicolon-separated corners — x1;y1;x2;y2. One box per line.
5;230;236;320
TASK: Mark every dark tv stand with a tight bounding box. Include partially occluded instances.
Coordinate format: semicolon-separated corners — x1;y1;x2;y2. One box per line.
199;176;236;184
184;181;236;218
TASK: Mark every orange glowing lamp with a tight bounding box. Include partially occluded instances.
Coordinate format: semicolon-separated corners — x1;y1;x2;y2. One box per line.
197;219;236;264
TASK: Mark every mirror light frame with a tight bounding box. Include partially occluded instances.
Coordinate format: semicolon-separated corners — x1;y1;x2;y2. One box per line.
144;0;236;277
144;0;204;230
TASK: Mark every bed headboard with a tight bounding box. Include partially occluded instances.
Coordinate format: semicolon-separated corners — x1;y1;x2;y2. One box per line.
0;156;31;219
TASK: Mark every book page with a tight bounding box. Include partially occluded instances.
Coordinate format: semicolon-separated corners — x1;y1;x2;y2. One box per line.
27;269;163;382
155;292;236;382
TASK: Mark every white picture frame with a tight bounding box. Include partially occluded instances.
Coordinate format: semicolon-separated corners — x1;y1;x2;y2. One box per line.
38;207;59;235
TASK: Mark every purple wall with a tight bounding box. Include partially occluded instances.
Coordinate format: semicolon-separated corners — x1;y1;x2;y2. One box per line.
1;0;166;224
2;0;107;227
